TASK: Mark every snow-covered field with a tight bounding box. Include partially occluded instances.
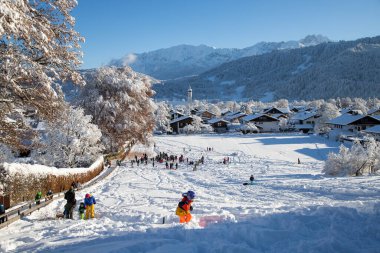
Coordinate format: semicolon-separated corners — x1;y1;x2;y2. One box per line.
1;133;379;253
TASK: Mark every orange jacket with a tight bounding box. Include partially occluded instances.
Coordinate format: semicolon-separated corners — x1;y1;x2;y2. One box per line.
178;196;193;212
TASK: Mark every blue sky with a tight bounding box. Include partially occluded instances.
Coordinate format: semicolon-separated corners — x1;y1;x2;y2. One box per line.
72;0;380;69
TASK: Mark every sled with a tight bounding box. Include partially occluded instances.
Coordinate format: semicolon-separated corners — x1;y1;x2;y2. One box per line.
243;182;254;185
198;215;225;228
56;213;65;219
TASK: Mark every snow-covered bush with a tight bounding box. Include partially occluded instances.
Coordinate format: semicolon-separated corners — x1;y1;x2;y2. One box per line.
323;139;380;176
241;123;259;134
32;106;103;168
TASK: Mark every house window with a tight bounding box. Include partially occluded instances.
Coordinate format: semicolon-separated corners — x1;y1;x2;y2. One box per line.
217;122;222;127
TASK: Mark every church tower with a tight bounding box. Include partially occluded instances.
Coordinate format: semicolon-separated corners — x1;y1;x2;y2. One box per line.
187;85;192;115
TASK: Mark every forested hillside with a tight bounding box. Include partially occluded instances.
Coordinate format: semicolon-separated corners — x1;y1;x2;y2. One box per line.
154;36;380;101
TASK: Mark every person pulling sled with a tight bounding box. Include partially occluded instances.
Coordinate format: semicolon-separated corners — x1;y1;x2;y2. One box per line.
243;175;255;185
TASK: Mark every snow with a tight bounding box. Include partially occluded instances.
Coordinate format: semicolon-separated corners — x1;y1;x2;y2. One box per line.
3;157;103;177
0;133;379;253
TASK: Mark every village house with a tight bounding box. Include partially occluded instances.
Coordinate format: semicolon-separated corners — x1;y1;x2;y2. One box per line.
242;113;280;132
289;111;320;133
197;110;217;122
207;118;229;133
327;114;380;140
367;108;380;116
169;115;193;134
170;110;185;120
363;125;380;141
263;107;291;117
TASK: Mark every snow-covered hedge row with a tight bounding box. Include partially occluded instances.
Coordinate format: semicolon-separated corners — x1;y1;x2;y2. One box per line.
1;157;104;206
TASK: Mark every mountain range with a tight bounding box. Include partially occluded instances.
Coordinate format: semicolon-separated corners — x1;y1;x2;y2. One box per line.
109;35;330;80
152;36;380;101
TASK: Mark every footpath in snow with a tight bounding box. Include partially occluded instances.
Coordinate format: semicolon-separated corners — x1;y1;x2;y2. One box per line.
0;133;379;253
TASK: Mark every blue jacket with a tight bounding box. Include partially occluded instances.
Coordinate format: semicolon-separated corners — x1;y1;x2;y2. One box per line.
84;195;96;206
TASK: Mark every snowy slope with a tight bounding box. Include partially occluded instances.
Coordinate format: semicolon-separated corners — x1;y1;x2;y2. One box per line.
0;133;379;253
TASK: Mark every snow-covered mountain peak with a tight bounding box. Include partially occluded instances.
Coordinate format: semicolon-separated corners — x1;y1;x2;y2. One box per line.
109;35;330;80
299;34;331;47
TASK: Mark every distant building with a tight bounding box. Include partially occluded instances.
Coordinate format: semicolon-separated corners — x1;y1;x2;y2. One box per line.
208;118;229;133
169;115;193;134
242;113;280;132
289;111;320;133
363;125;380;141
327;114;380;140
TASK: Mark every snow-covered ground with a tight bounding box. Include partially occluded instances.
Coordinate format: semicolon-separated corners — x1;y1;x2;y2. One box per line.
1;133;379;253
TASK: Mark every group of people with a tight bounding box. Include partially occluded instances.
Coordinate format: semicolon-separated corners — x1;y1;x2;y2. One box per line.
64;186;96;220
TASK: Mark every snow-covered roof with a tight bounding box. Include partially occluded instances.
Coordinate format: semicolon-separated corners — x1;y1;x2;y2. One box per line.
170;115;193;124
327;114;366;125
207;118;230;124
340;108;363;115
171;110;184;115
291;111;317;121
364;125;380;134
368;108;380;115
264;107;291;114
242;113;279;122
224;112;246;121
270;113;287;119
197;110;216;115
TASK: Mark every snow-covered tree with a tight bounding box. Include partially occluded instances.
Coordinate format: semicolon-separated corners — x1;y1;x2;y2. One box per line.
208;104;221;116
240;103;252;114
323;139;380;176
191;115;203;132
0;0;83;148
279;117;288;131
155;102;171;132
276;99;289;108
0;143;14;164
314;102;340;133
32;106;103;167
77;66;156;152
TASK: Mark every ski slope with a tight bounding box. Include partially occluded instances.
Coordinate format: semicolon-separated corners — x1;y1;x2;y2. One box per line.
1;133;379;253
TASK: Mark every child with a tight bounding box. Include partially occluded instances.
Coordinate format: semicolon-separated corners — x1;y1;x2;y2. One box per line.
175;190;195;223
78;202;86;220
84;193;96;219
35;191;42;205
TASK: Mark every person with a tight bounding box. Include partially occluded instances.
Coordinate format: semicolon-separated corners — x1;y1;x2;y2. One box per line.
78;202;86;220
84;193;96;219
35;191;42;205
0;203;5;224
175;190;195;223
298;158;301;164
249;175;255;185
46;189;53;200
64;186;76;219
